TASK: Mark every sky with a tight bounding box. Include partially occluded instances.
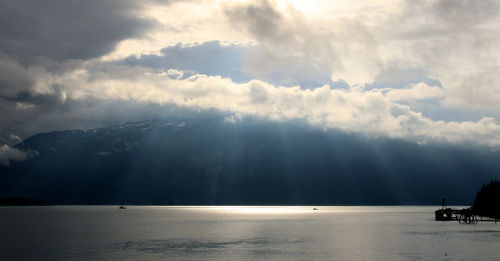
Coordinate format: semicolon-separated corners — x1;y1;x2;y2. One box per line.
1;0;500;162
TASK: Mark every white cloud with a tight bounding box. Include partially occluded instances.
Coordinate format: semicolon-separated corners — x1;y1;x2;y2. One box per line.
1;0;500;148
224;0;381;85
21;60;499;147
385;83;445;102
218;0;500;110
224;113;243;124
9;134;22;142
77;0;500;109
0;145;28;166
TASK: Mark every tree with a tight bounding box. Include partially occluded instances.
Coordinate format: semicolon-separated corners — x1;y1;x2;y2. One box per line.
472;180;500;219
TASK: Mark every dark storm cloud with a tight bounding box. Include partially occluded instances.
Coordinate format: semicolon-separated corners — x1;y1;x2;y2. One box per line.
0;54;35;97
0;0;155;60
0;51;192;143
0;86;185;144
0;55;81;99
225;0;285;44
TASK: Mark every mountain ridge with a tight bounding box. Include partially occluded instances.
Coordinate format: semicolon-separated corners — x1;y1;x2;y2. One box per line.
2;117;499;205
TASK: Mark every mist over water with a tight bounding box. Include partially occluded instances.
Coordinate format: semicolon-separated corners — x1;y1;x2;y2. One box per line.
1;206;499;260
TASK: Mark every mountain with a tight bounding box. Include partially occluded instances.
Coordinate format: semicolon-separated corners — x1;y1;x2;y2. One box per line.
1;117;500;205
0;198;50;206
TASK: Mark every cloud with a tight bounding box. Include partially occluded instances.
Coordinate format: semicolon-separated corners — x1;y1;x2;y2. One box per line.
384;0;500;110
1;58;494;147
445;66;500;110
9;134;22;143
219;0;500;111
225;0;326;82
0;54;499;147
0;144;30;166
0;0;155;60
0;54;37;98
224;114;242;124
365;66;441;90
0;0;500;149
119;41;346;88
223;0;380;85
385;82;445;102
427;0;498;28
120;41;249;82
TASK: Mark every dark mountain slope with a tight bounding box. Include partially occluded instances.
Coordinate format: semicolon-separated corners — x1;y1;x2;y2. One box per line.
1;118;499;205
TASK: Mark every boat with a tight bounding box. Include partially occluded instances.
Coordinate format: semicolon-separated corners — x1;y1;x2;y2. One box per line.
119;205;127;209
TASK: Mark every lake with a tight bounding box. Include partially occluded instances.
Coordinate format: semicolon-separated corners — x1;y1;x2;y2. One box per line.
1;206;499;260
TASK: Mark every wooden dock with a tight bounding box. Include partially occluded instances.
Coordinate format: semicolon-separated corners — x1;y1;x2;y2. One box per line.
435;207;498;224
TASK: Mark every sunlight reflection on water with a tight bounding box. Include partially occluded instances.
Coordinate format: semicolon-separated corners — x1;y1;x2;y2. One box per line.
189;206;313;214
1;206;499;260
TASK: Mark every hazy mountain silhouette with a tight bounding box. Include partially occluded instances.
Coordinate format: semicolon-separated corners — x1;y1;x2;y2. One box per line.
2;117;500;205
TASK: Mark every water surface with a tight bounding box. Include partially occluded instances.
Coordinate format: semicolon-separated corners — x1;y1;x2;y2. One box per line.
1;206;499;260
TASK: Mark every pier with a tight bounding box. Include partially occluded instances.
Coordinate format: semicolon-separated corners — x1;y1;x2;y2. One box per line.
435;199;498;224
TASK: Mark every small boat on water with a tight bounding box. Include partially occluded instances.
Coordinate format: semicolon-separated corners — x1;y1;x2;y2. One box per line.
119;205;127;209
313;208;318;210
